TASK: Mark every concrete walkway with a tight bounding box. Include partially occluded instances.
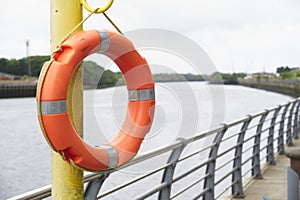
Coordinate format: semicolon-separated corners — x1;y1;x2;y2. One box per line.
230;139;300;200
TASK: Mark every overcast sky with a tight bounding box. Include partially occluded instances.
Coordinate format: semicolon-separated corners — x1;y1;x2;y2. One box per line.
1;0;300;73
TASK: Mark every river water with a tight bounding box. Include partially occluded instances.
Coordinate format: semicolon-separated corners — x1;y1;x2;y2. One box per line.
0;82;292;199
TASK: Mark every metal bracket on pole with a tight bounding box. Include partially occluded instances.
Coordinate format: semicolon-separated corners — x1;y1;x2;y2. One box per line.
84;172;110;200
252;110;269;179
232;116;252;198
267;106;281;165
203;124;227;200
278;103;290;154
158;138;187;200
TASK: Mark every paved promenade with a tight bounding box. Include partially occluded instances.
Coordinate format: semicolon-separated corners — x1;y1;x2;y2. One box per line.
231;139;300;200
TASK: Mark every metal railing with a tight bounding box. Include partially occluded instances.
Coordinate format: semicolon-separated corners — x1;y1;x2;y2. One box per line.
9;98;300;200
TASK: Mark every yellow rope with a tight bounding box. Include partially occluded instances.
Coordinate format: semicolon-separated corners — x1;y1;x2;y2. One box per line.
58;8;100;45
103;12;123;34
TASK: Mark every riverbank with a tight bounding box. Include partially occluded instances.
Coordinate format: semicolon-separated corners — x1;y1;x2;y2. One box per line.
238;79;300;97
0;79;206;98
0;81;37;98
4;78;300;99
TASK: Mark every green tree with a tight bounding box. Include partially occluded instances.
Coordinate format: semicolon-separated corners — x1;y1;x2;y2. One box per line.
98;70;121;88
210;72;223;84
280;71;295;79
0;56;50;77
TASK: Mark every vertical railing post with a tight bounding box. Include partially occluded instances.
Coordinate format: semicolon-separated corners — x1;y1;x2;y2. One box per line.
287;101;296;146
158;138;187;200
252;110;269;178
267;106;281;165
293;99;300;139
278;103;290;154
203;124;227;200
84;172;110;200
232;116;252;198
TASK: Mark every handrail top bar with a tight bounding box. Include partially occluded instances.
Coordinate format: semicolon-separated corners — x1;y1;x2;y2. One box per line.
120;140;184;168
222;99;297;128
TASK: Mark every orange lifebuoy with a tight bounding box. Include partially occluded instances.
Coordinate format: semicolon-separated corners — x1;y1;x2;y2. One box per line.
37;30;155;171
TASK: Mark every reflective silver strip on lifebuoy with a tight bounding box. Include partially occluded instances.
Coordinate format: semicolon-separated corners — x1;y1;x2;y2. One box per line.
99;145;119;168
128;88;155;101
40;100;67;114
97;30;110;53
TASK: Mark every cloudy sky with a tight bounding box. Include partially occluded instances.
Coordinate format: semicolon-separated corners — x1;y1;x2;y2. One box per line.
1;0;300;73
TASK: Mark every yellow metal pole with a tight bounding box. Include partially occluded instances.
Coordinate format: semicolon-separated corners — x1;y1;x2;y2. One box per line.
50;0;84;199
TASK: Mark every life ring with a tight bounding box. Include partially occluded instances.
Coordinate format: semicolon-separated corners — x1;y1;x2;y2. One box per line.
37;30;155;171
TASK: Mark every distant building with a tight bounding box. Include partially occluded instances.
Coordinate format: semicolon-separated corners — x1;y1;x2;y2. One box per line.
0;72;21;80
243;72;277;80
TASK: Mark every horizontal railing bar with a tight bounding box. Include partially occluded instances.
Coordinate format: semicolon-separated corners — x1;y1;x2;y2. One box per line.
135;182;169;200
177;144;214;163
83;173;104;183
192;187;210;199
260;144;268;152
215;180;239;200
273;135;280;141
241;154;256;166
185;126;224;144
241;144;255;155
273;120;281;126
260;126;272;134
226;117;250;128
273;128;280;134
269;105;282;112
260;154;268;162
246;115;275;132
263;117;273;123
246;123;261;131
215;157;236;172
242;165;254;178
217;143;241;158
97;163;170;198
250;110;269;119
119;140;184;169
215;167;238;186
260;135;269;143
173;158;214;183
171;174;210;199
7;185;52;200
266;151;274;156
221;131;240;142
243;134;256;144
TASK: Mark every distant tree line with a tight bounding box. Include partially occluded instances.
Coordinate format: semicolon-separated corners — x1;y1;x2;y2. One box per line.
83;61;122;89
0;57;122;88
0;56;50;77
210;72;247;84
0;57;207;89
153;73;205;82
